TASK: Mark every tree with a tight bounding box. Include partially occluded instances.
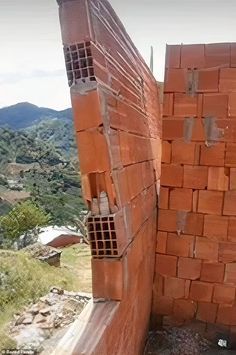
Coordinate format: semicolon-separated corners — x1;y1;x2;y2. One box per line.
0;201;51;243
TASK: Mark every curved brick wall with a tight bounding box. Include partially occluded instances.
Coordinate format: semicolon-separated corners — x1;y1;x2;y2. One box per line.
153;43;236;342
57;0;161;353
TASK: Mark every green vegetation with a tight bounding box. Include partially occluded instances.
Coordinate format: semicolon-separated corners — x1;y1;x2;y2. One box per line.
0;115;85;235
0;201;50;243
0;245;91;351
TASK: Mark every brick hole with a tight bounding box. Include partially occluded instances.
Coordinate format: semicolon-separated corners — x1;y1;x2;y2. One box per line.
103;223;109;231
110;222;115;230
97;241;104;249
106;250;112;256
72;52;78;60
66;63;72;71
71;45;77;51
65;54;71;62
80;58;87;68
95;223;101;231
82;69;88;77
104;231;110;240
86;47;92;56
98;250;104;256
77;43;84;49
79;49;86;58
105;241;112;249
85;41;90;47
87;57;93;66
96;231;102;240
75;71;81;79
111;232;116;240
73;61;80;70
90;76;96;81
89;68;94;76
91;242;96;249
112;241;117;249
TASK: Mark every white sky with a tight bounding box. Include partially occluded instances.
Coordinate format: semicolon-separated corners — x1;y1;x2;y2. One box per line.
0;0;236;110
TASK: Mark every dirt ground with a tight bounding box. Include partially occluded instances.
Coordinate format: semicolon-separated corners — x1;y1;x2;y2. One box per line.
144;327;236;355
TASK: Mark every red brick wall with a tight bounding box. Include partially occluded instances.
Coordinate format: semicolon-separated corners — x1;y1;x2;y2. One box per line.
154;43;236;338
57;0;161;353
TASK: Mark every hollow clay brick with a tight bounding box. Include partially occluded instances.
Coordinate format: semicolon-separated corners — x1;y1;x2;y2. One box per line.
173;299;197;320
208;167;229;191
197;69;219;93
203;94;228;118
190;281;214;302
159;187;169;209
126;163;143;199
200;262;224;283
213;285;235;305
163;94;174;117
162;119;184;140
219;242;236;263
181;44;205;69
197;302;218;323
155;254;177;277
203;215;228;241
165;45;181;68
191;119;205;142
161;164;183;187
230;168;236;190
156;231;167;254
225;143;236;167
153;295;173;315
178;257;201;280
172;141;199;165
167;233;194;258
161;141;171;163
183;165;208;189
205;43;230;68
220;68;236;92
228;93;236;117
158;209;177;232
164;277;186;299
182;212;204;236
164;68;187;93
169;188;193;212
223;191;236;216
173;93;197;117
198;190;223;215
72;90;103;131
76;130;110;173
200;143;225;167
225;263;236;284
228;217;236;242
197;94;203;118
92;259;123;300
195;237;218;262
217;305;236;326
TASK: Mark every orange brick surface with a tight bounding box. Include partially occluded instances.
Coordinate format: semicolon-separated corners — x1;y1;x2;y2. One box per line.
156;42;236;332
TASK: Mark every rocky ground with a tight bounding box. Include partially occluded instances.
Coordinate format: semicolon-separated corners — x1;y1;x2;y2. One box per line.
8;287;91;354
144;327;236;355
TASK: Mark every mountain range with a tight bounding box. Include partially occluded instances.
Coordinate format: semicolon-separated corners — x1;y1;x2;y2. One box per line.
0;102;73;130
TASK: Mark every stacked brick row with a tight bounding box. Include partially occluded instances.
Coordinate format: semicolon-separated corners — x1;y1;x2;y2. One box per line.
154;43;236;339
58;0;161;353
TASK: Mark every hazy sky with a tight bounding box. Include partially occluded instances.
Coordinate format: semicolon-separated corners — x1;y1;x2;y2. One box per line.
0;0;236;110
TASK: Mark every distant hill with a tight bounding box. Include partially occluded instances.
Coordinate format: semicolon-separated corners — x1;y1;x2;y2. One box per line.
0;102;73;130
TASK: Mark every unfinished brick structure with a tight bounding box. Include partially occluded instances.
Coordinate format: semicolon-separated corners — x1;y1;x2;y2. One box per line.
56;0;161;353
154;43;236;341
56;0;236;352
